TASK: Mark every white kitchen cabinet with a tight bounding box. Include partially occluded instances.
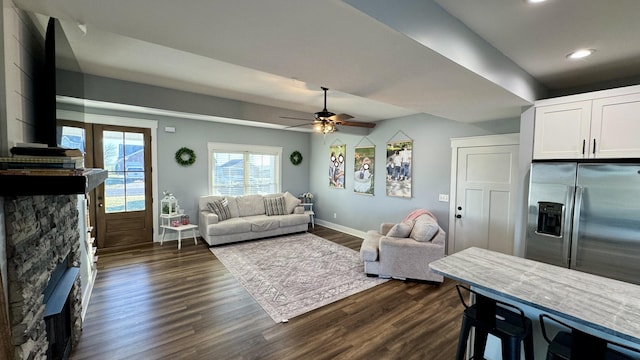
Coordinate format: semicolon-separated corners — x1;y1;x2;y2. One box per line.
533;101;591;159
533;85;640;159
591;92;640;158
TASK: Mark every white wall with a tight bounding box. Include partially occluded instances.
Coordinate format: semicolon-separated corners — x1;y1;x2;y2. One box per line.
1;3;43;155
515;106;535;257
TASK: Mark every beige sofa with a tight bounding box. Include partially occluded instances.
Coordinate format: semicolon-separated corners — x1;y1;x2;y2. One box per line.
359;211;446;283
198;192;309;246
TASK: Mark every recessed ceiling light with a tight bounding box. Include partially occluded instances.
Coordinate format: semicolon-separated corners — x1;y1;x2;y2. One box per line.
567;49;596;60
526;0;547;3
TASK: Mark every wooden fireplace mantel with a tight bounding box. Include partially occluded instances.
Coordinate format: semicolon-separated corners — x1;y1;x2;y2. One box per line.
0;168;108;196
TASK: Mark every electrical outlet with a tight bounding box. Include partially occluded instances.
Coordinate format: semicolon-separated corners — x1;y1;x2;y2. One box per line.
438;194;449;202
333;213;337;219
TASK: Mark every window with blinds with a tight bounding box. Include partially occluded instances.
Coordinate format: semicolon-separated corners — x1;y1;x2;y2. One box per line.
208;143;282;196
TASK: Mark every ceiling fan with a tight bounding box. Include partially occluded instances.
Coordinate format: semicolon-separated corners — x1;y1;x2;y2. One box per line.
281;87;376;133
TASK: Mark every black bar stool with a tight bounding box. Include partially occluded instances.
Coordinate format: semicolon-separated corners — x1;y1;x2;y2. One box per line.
455;285;534;360
539;314;640;360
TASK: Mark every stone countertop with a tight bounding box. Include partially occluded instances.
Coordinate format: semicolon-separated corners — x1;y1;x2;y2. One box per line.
430;247;640;345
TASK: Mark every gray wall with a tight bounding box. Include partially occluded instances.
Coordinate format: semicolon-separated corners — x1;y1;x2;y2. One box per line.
154;116;311;224
59;72;313;227
309;113;520;236
60;72;520;241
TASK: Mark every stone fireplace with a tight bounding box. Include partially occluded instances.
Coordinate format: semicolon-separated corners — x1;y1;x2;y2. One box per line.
4;195;83;359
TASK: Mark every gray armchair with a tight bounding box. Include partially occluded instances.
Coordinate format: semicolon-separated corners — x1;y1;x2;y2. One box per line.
359;211;446;283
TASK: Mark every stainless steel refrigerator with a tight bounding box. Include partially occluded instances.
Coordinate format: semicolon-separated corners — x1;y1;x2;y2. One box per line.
525;162;640;285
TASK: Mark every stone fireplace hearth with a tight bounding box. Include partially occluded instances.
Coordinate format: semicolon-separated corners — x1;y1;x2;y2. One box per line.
4;195;83;359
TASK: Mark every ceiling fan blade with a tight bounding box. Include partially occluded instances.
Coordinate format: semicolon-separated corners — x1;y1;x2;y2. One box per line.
336;120;376;128
280;116;313;121
284;123;313;129
329;113;354;122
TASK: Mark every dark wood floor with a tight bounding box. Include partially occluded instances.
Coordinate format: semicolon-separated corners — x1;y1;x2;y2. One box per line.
71;226;463;360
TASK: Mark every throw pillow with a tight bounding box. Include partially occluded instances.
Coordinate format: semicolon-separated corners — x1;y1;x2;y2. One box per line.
283;191;301;214
264;196;287;216
207;199;231;221
410;220;439;242
386;222;413;238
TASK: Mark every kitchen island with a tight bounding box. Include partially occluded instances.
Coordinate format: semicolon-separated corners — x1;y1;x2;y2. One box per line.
430;247;640;359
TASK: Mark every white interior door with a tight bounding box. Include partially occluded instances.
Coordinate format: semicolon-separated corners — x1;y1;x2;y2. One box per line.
450;135;519;255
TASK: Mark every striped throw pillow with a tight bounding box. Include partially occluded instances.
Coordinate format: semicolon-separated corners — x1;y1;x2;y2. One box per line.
207;198;231;221
264;196;286;216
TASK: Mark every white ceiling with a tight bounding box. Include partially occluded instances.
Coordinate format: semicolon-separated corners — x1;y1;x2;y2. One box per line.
12;0;640;127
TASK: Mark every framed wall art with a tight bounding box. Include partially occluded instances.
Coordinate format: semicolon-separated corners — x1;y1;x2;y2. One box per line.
354;145;375;195
328;143;346;189
386;139;412;198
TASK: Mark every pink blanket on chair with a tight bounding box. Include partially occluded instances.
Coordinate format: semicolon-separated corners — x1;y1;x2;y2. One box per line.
402;209;437;222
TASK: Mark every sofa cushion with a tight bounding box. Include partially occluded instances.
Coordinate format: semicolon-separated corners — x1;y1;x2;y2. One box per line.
207;218;251;235
278;213;309;227
360;230;382;261
244;216;280;232
283;191;301;214
207;198;231;221
264;196;287;216
410;216;439;242
387;221;413;238
236;194;266;216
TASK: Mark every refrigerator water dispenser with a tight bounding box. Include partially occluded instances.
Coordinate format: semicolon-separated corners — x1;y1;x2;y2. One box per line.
536;202;564;237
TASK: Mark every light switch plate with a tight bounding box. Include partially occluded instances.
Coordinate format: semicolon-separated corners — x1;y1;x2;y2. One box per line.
438;194;449;202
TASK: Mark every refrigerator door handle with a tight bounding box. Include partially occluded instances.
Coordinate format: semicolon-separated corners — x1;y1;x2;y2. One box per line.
570;186;584;266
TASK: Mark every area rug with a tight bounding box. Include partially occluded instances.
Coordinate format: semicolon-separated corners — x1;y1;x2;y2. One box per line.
209;233;388;323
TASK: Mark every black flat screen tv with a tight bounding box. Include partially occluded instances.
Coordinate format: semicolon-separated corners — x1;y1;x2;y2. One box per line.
34;17;57;147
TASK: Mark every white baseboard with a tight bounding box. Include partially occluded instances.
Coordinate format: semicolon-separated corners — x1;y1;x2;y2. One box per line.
314;219;365;239
81;270;97;321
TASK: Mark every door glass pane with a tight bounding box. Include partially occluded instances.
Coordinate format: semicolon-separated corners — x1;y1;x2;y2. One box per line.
59;126;86;153
103;130;145;213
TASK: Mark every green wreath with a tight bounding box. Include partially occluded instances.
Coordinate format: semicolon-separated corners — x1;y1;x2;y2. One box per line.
175;147;196;166
290;150;303;165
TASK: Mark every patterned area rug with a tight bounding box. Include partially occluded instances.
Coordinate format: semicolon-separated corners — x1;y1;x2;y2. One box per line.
209;232;388;323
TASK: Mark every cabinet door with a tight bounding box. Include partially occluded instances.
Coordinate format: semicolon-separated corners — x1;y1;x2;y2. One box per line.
591;93;640;158
533;101;592;159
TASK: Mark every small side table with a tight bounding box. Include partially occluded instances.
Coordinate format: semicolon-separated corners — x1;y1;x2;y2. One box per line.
302;203;315;229
161;223;198;250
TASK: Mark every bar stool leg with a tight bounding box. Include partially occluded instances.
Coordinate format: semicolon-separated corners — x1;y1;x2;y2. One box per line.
473;329;489;359
456;316;472;360
523;333;535;360
502;336;520;360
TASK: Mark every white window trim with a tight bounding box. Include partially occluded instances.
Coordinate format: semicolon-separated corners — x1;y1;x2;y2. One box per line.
207;142;283;195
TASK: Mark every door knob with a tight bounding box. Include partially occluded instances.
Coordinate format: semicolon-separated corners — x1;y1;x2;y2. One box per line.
98;203;104;207
456;214;462;219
